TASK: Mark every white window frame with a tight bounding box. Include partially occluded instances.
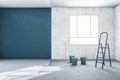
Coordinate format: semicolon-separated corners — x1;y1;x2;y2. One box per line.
69;15;99;45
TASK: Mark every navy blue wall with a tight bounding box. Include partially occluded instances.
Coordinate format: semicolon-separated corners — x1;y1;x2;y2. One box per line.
0;8;51;59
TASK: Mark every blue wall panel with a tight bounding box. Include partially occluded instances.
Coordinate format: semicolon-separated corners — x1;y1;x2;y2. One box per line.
0;8;51;59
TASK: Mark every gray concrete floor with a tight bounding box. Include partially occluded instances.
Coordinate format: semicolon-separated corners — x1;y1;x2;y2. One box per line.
0;60;120;80
0;59;50;73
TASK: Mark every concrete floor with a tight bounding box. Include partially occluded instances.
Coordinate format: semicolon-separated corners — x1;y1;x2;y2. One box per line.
0;60;120;80
0;59;50;73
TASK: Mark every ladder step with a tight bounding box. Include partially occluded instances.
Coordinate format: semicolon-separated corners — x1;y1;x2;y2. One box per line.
98;57;102;58
97;62;103;64
99;52;102;53
99;47;108;48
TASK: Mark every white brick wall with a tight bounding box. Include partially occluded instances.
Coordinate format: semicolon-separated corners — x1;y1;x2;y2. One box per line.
52;8;115;60
115;5;120;61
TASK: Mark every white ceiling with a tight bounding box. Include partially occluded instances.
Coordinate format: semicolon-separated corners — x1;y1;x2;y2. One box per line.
0;0;51;7
52;0;120;7
0;0;120;7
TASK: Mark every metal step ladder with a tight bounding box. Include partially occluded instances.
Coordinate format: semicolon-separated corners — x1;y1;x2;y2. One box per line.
95;32;112;69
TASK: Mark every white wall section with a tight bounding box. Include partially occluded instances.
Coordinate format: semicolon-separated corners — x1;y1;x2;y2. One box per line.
52;8;115;59
115;5;120;61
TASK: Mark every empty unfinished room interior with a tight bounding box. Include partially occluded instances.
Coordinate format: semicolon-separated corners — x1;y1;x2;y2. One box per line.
0;0;120;80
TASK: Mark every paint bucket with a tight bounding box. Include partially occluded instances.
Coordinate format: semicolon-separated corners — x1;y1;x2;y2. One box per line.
80;57;87;65
71;57;78;65
69;56;75;63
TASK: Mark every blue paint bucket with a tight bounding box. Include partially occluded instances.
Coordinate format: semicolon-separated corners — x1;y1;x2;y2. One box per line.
80;57;87;65
69;56;75;63
71;57;78;65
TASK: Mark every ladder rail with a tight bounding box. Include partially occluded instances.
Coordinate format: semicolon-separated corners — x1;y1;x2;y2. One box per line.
107;44;112;67
102;32;108;67
95;39;102;67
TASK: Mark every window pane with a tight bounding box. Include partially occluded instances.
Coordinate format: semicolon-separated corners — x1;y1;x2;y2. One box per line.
70;38;98;44
78;16;90;37
70;16;77;37
91;16;98;37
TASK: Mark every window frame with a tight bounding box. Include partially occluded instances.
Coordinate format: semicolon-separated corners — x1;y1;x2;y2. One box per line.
69;15;99;45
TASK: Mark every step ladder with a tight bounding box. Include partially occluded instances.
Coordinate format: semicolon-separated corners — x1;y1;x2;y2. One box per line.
95;32;112;69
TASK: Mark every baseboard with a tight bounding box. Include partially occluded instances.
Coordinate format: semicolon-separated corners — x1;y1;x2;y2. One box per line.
114;59;120;62
51;59;115;61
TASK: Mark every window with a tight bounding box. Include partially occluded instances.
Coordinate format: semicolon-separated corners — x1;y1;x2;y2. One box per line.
70;15;98;44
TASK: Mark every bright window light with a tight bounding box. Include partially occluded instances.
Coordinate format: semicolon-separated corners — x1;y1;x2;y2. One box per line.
70;15;98;44
70;38;98;44
78;16;90;37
